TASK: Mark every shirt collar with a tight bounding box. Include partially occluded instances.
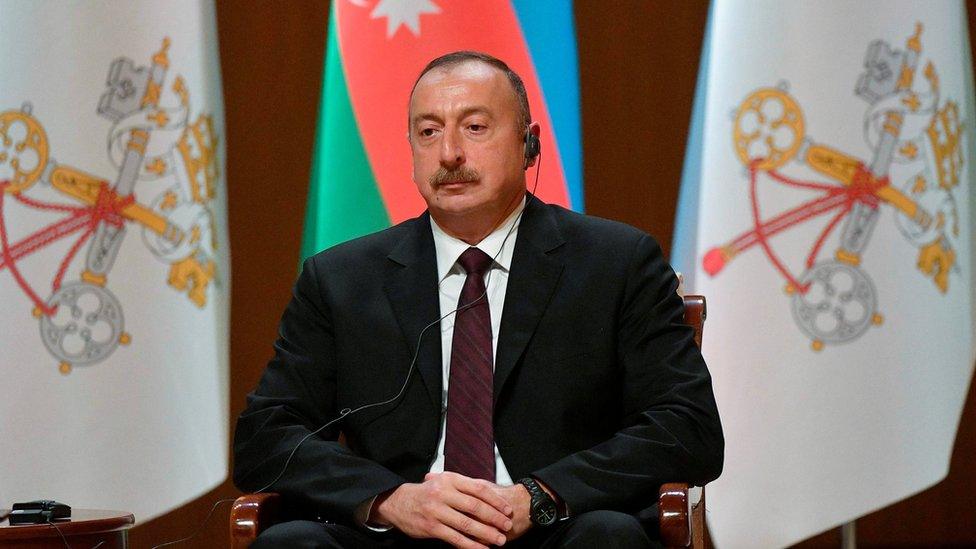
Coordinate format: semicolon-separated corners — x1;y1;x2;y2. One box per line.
430;196;526;282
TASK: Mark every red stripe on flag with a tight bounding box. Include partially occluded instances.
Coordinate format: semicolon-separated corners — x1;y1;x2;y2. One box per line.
336;0;571;223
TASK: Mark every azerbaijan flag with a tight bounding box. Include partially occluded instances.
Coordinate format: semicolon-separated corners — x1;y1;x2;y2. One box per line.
301;0;582;259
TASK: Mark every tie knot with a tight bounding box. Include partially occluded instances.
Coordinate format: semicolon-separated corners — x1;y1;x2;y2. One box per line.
457;247;493;277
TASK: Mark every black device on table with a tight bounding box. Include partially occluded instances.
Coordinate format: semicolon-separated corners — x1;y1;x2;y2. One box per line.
8;500;71;524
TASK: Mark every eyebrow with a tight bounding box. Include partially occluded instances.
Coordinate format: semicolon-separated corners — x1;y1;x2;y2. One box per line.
410;106;493;128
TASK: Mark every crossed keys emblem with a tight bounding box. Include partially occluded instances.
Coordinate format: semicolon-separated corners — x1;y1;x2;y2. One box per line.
0;38;220;373
703;23;964;350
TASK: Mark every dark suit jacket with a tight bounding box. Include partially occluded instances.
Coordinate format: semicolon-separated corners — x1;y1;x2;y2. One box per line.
233;195;723;525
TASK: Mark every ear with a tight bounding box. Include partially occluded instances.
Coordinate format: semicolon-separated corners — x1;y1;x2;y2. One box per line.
524;121;542;169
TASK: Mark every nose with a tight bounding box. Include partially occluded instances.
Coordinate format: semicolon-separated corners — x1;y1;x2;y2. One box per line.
439;126;465;169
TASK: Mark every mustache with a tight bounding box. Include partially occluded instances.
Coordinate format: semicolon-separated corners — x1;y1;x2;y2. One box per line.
429;166;480;186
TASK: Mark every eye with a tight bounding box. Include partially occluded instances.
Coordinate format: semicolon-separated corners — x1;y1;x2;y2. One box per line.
467;124;486;133
418;127;438;138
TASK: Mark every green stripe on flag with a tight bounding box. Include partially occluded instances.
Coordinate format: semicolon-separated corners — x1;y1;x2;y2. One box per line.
301;14;391;262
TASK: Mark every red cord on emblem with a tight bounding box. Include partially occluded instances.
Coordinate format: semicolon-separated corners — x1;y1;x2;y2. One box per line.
0;179;134;316
704;162;888;293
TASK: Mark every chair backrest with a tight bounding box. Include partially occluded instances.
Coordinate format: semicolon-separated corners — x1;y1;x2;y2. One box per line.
682;294;706;350
659;294;708;549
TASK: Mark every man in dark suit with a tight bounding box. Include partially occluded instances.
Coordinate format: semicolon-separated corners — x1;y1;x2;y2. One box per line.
234;51;723;548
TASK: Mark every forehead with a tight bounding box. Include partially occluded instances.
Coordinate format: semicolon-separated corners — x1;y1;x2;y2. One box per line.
409;61;517;118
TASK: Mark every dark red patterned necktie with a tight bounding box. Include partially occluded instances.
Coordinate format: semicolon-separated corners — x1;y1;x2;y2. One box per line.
444;247;495;481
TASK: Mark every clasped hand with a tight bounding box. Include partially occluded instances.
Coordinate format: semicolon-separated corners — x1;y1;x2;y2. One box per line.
371;471;533;548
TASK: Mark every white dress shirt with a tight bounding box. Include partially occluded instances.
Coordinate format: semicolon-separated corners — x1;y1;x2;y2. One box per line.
356;198;525;528
427;197;525;486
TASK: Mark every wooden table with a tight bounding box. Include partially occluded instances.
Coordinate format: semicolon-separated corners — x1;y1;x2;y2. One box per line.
0;509;134;548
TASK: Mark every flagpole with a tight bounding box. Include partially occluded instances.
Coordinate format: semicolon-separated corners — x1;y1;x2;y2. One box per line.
841;521;856;549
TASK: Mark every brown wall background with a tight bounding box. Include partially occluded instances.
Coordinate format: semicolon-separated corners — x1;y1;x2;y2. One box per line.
131;2;976;546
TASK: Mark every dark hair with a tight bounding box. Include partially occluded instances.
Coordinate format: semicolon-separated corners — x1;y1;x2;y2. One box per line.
410;50;531;132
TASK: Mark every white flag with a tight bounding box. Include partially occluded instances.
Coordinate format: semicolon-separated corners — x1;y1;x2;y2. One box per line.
672;1;975;546
0;0;229;521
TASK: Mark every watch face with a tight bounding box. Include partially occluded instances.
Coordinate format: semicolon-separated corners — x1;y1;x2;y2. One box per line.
532;499;558;527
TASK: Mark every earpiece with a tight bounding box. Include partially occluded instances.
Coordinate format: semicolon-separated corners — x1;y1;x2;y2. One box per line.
523;128;540;166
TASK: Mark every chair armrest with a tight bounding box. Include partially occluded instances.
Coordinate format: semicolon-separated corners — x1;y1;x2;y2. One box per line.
230;492;281;549
690;485;706;549
659;483;690;547
659;483;706;548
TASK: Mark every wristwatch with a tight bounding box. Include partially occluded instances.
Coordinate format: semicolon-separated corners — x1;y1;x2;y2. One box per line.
517;477;558;527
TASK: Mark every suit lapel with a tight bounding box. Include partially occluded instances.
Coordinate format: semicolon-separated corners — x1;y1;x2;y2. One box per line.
384;214;443;409
494;196;565;404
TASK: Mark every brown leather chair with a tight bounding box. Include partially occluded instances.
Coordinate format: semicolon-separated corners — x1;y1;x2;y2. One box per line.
231;295;709;549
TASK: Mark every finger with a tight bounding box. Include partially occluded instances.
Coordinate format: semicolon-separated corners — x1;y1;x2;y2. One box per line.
445;491;513;533
431;522;492;549
452;477;513;515
437;506;507;547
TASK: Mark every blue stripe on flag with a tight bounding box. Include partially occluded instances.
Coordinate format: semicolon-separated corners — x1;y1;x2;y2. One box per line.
671;2;715;291
511;0;584;212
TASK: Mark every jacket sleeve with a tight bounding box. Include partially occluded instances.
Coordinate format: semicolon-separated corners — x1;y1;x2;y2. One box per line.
531;234;724;514
233;257;407;524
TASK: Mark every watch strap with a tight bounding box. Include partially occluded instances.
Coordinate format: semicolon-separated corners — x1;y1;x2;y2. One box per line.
518;477;546;500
